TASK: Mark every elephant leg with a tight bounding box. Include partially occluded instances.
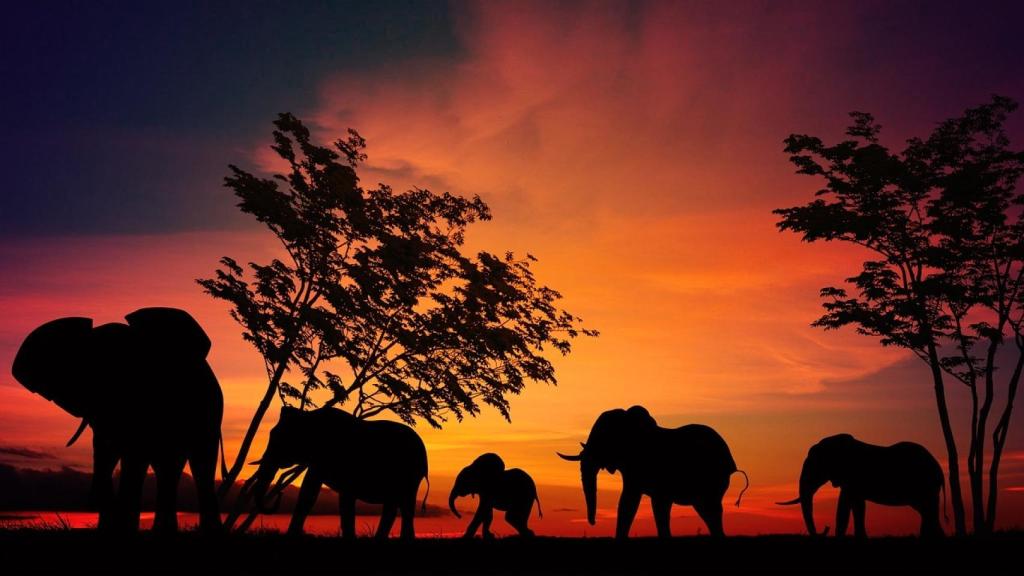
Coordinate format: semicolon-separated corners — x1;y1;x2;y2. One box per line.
188;441;222;533
480;506;495;539
694;499;724;537
917;497;942;538
615;488;642;540
91;436;118;532
152;456;186;533
505;507;533;537
398;491;417;540
851;498;867;539
651;496;672;539
288;474;321;536
339;494;357;539
116;456;149;532
376;503;398;539
834;491;851;538
463;503;488;539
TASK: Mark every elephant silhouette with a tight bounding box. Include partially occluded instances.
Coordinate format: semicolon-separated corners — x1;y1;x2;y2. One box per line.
559;405;748;538
11;308;223;533
247;406;429;539
777;433;945;537
448;453;542;538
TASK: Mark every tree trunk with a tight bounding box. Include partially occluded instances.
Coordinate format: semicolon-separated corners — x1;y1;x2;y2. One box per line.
927;341;967;535
967;376;983;534
986;343;1023;533
970;338;1001;534
217;352;292;500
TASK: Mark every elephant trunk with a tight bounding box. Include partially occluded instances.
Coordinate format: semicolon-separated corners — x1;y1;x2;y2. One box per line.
449;468;470;519
247;461;280;514
583;459;598;526
448;491;461;519
798;468;826;536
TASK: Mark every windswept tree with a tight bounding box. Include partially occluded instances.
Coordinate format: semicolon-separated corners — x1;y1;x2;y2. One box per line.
775;96;1024;535
199;114;596;506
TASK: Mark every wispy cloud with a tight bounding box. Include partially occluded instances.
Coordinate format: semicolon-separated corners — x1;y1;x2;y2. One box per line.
0;446;54;460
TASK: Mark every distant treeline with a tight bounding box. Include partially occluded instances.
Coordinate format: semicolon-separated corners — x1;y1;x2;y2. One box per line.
0;465;445;516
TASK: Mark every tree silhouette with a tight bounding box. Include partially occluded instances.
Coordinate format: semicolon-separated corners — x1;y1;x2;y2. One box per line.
775;96;1024;535
199;113;596;510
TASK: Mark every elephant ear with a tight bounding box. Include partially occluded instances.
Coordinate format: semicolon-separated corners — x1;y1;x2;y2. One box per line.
625;405;657;429
11;317;94;416
125;307;211;360
825;435;857;487
280;405;302;422
472;453;506;487
472;453;506;472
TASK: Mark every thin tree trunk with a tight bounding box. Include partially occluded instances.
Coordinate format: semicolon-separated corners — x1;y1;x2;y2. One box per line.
223;475;260;530
218;351;292;500
966;336;999;532
972;338;999;534
960;323;985;534
927;341;968;535
986;342;1023;532
234;465;306;533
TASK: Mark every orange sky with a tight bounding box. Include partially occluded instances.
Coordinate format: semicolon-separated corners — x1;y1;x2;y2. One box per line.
2;1;1023;536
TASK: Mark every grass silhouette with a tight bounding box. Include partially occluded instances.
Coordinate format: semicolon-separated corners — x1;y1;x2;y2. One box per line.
0;529;1020;575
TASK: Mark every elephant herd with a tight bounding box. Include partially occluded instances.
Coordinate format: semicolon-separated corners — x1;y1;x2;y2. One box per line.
12;309;948;539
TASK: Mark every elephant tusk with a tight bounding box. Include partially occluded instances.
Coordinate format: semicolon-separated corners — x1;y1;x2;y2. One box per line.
776;497;802;506
66;419;89;447
248;459;263;465
557;452;583;462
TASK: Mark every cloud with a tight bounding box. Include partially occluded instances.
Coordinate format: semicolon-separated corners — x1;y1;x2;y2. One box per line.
304;1;1024;227
0;447;54;461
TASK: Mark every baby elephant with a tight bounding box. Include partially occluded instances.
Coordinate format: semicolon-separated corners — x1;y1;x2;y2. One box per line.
448;453;542;538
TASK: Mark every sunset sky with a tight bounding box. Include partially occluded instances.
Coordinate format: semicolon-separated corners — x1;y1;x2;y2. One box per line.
2;0;1024;536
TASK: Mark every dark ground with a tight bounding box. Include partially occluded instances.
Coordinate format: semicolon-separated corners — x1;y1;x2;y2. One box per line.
0;530;1020;575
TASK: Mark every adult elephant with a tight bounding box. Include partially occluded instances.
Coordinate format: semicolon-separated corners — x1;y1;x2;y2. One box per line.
11;308;223;533
448;452;542;538
777;434;944;537
248;406;429;539
558;405;747;538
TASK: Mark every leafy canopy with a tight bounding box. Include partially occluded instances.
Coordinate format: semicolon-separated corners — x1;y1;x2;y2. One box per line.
199;114;595;427
775;96;1024;373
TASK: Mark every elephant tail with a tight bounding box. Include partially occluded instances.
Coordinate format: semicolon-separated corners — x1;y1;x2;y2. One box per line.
421;474;430;514
733;469;750;507
66;419;89;447
535;494;544;519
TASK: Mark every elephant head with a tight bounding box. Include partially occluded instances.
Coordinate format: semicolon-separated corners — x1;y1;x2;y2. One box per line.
11;308;212;446
778;434;857;536
12;317;95;420
558;405;657;525
449;453;505;519
247;406;354;512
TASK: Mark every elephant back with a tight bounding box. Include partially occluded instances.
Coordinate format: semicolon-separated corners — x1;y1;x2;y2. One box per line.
502;469;537;497
672;424;737;475
11;317;94;415
125;307;211;361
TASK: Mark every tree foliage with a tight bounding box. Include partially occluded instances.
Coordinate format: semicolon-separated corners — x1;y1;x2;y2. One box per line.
775;96;1024;534
200;113;596;503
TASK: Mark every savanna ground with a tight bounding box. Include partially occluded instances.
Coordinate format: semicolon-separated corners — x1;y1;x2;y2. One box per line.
0;529;1021;576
